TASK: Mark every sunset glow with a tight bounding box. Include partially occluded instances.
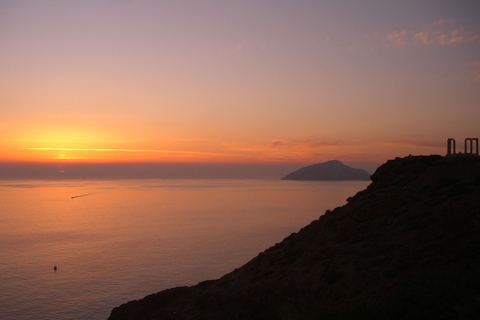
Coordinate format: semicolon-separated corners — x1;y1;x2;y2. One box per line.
1;1;479;174
22;147;245;163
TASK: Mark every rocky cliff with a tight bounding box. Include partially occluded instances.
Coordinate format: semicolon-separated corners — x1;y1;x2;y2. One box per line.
109;155;480;320
281;160;371;181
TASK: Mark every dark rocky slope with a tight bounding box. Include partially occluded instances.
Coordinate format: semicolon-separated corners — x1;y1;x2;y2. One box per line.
281;160;370;181
109;155;480;320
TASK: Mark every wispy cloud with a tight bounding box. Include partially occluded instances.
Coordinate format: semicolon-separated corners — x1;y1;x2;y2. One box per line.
270;139;356;149
270;140;290;148
443;59;480;83
372;20;479;48
24;147;236;158
381;139;444;148
470;60;480;82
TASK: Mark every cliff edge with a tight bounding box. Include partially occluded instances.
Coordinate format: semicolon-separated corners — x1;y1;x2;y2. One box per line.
109;155;480;320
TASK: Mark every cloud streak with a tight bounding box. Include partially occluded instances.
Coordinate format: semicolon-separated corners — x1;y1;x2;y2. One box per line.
270;139;357;149
24;147;237;158
470;60;480;82
372;20;479;48
381;139;445;148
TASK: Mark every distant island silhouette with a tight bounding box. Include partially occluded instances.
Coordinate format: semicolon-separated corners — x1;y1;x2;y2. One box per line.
281;160;371;181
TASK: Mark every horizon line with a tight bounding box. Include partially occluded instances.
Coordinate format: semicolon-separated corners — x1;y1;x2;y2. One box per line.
24;147;238;157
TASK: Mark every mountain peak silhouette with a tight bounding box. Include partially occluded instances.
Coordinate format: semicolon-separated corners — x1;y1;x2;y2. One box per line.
281;160;371;181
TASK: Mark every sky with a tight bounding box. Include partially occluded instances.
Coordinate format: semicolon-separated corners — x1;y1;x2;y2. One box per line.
1;0;479;175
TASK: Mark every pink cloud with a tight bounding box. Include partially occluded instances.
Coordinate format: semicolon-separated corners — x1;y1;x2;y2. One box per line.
383;139;444;148
442;60;480;84
373;21;479;48
474;71;480;82
447;29;465;44
468;60;480;82
270;139;356;149
382;30;408;47
470;60;480;68
443;75;463;82
413;31;433;46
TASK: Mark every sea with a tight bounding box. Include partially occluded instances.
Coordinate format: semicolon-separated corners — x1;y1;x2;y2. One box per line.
0;178;369;319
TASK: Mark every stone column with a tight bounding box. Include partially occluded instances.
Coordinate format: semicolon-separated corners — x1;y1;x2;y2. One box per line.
464;138;479;154
447;138;456;155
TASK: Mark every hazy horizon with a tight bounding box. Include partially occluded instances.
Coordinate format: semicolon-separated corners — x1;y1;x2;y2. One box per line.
0;159;379;180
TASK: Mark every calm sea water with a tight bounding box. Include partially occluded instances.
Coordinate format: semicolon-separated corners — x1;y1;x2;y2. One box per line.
0;178;369;319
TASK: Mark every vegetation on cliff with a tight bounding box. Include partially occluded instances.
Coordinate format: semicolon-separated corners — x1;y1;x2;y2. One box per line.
109;155;480;320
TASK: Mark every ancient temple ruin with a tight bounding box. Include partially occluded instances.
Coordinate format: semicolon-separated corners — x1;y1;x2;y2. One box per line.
447;138;479;156
447;138;456;155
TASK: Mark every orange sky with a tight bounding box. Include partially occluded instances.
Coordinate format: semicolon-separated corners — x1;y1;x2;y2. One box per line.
1;1;479;173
